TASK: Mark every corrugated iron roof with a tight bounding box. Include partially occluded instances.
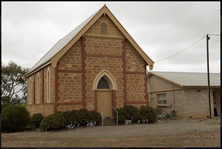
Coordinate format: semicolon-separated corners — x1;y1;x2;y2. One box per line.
149;71;220;87
25;9;99;76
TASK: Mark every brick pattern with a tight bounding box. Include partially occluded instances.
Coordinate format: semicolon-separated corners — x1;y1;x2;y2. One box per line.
125;40;145;72
57;104;83;112
27;33;149;115
84;36;124;110
126;74;145;101
58;72;82;102
26;103;54;117
85;38;123;56
121;40;127;106
82;37;87;109
58;39;82;70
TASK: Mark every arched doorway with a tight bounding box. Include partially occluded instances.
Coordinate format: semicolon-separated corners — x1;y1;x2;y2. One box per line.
97;77;112;118
93;70;117;119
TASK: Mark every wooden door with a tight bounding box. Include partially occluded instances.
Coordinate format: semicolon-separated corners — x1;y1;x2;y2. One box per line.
97;89;112;118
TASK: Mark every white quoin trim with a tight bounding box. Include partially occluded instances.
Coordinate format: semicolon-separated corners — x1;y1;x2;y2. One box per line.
93;69;117;91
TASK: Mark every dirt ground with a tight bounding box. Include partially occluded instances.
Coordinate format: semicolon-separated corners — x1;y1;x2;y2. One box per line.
2;130;220;147
2;118;221;147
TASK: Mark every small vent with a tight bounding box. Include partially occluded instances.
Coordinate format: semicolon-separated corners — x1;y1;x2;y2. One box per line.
197;90;201;92
101;22;107;35
189;116;192;118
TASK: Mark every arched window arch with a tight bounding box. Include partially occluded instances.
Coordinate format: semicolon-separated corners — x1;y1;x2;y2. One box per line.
93;69;117;91
37;73;40;104
47;67;50;103
101;22;107;35
97;77;109;89
29;78;32;104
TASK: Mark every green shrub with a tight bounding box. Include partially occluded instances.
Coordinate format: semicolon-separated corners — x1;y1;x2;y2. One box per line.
114;108;128;123
39;112;66;131
155;108;163;116
2;105;31;132
123;105;141;123
31;113;44;128
62;111;73;125
90;110;102;123
139;105;157;123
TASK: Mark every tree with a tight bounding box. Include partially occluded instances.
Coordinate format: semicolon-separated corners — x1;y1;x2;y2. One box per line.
1;61;29;106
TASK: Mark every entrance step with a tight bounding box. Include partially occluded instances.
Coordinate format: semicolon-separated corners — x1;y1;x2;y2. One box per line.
98;118;117;126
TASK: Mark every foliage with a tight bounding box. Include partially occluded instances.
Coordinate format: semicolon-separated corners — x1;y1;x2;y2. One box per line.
39;112;66;131
165;113;171;118
1;61;29;105
2;105;31;132
123;105;141;123
77;109;92;125
90;110;102;123
31;113;44;128
114;108;128;123
155;108;163;116
114;105;157;124
39;109;102;131
139;105;157;123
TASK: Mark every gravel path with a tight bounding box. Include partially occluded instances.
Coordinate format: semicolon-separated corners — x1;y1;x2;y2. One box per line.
2;117;220;139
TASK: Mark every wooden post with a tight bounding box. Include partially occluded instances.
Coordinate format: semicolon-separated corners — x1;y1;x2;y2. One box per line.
206;34;211;119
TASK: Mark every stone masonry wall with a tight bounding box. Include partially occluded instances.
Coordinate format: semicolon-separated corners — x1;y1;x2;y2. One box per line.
125;40;148;105
84;36;124;110
57;39;83;112
26;65;55;116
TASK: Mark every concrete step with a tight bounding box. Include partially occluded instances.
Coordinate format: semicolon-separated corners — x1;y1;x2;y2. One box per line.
98;118;117;126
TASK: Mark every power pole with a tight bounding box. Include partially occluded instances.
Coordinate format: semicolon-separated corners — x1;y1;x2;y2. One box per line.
206;34;211;119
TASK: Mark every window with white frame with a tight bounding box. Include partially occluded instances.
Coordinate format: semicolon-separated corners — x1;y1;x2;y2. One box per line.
157;93;167;106
47;68;50;103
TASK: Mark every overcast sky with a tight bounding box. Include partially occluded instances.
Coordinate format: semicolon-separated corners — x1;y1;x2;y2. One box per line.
2;2;220;73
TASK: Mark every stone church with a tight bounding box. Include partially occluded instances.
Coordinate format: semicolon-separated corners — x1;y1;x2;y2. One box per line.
23;5;154;118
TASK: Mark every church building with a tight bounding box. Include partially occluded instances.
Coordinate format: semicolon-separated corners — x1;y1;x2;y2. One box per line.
23;5;154;118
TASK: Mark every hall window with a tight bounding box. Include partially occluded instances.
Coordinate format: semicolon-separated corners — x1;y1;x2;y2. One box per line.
37;73;40;104
97;77;109;89
101;22;107;35
157;93;167;106
47;68;50;103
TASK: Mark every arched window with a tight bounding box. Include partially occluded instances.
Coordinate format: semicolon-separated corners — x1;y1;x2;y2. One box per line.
47;68;50;103
29;78;32;104
101;22;107;35
97;77;109;89
37;73;40;104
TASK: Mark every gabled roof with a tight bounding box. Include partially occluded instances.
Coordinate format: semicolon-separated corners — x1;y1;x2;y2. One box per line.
149;71;220;87
24;5;154;78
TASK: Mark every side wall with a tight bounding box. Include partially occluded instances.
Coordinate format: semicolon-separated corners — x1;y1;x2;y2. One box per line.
148;75;185;117
149;75;215;118
26;65;55;116
183;88;214;118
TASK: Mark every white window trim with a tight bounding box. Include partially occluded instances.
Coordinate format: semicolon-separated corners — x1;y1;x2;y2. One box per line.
47;67;50;103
